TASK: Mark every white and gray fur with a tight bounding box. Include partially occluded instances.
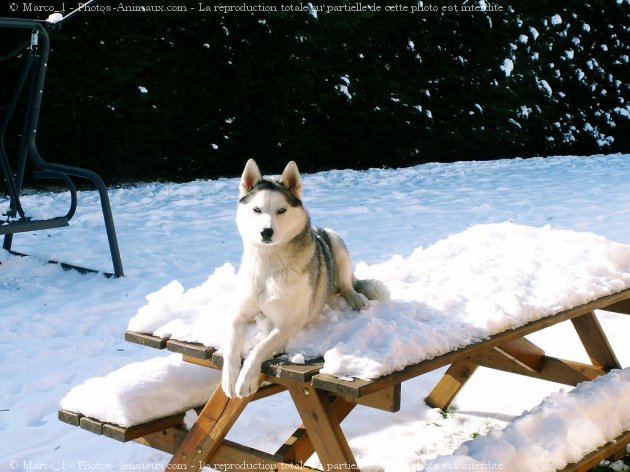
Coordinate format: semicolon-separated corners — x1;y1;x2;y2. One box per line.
221;159;389;398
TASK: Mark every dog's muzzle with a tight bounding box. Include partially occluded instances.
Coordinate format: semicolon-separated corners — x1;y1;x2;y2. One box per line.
260;228;274;243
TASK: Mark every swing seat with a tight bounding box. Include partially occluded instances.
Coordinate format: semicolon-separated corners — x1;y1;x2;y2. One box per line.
0;216;68;235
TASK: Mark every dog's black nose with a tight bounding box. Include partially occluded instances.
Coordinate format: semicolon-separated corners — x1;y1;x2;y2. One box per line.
261;228;274;242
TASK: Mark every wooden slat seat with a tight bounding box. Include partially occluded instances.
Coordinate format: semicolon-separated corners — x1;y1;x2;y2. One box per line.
58;407;195;449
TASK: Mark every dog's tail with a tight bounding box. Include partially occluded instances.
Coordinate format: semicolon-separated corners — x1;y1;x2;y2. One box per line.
354;279;391;303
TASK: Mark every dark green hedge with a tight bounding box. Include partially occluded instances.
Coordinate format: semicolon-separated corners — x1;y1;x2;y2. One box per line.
1;0;628;184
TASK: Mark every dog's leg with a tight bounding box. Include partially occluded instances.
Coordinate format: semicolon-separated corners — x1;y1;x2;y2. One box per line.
222;297;260;397
234;323;298;398
221;319;247;398
328;231;369;310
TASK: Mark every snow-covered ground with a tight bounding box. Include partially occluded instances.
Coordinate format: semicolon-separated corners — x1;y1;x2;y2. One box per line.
2;154;630;471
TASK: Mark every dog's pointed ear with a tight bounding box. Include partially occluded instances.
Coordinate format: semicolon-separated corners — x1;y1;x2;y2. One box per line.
279;161;302;199
240;159;263;198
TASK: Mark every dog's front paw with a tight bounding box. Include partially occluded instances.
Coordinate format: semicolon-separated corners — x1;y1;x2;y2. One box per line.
343;290;369;311
221;361;241;398
234;364;261;398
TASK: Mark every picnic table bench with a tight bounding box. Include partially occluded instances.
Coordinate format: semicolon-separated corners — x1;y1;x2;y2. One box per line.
59;287;630;471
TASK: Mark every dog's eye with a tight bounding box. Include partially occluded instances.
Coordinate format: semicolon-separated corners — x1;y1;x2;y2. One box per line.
253;207;262;214
277;208;287;215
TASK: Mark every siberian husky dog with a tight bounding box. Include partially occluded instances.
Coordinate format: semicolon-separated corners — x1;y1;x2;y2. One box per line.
221;159;389;398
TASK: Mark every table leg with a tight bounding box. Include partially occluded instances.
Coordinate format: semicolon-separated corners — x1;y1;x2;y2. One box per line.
168;376;263;470
277;396;356;464
425;361;477;409
288;383;357;469
571;311;621;370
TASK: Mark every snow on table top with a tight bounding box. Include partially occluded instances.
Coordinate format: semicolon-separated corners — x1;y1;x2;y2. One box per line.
127;223;630;380
428;368;630;471
60;354;220;427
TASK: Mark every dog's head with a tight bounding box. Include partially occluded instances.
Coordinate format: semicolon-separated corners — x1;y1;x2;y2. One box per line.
236;159;308;246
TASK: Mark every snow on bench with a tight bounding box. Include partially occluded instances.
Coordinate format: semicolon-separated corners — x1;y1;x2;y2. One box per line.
427;368;630;471
127;223;630;380
59;354;219;429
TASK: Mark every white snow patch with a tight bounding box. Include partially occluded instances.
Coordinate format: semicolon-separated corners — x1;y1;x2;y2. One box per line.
615;106;630;118
551;14;563;26
60;355;220;427
306;2;318;19
138;86;148;94
538;79;553;97
429;369;630;471
576;68;585;81
336;75;352;101
500;58;514;77
46;13;64;24
518;105;532;118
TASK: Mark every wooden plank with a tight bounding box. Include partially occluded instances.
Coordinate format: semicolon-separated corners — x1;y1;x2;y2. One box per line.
263;358;325;383
312;287;630;399
495;337;545;373
211;351;324;384
571;312;621;370
288;383;356;469
210;439;317;471
352;383;401;412
124;331;168;349
134;425;189;455
133;426;321;470
276;426;312;464
425;362;478;410
102;413;186;442
180;355;287;401
167;339;215;359
168;378;262;471
58;409;82;426
79;416;104;435
602;299;630;315
251;382;287;401
277;396;356;463
469;351;607;386
133;426;320;470
558;430;630;472
182;354;221;370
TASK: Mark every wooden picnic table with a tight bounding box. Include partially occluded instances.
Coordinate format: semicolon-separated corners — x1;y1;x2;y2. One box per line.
113;287;630;471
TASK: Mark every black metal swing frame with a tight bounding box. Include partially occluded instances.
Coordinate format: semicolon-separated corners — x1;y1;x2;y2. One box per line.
0;10;124;277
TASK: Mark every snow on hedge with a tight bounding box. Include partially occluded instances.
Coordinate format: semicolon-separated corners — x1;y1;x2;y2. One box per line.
428;368;630;471
128;223;630;380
